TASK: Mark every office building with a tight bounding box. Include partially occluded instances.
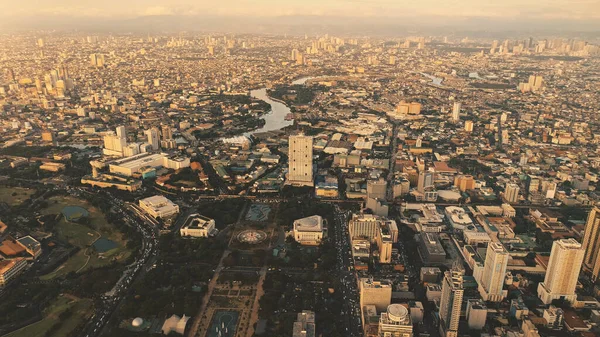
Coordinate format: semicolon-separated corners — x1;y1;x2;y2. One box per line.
452;102;461;122
466;299;487;330
478;242;509;302
139;195;179;219
293;311;315;337
145;128;160;150
582;207;600;281
377;223;394;264
0;258;27;288
378;304;413;337
180;214;216;238
293;215;324;246
288;134;313;186
504;183;520;203
360;278;392;312
439;267;464;337
538;238;585;305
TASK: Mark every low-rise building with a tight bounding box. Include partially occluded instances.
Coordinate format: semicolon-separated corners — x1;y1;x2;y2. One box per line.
293;215;324;246
139;195;179;219
180;214;216;238
0;258;27;288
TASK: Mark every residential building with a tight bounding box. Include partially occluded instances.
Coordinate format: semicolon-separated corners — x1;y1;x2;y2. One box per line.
538;238;585;305
439;267;464;337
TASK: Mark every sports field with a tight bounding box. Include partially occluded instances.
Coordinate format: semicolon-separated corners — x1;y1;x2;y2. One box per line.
40;196;132;279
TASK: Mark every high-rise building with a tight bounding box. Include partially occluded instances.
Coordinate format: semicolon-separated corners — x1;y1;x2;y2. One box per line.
377;304;413;337
439;267;464;337
37;38;44;47
582;207;600;281
90;54;105;67
504;183;520;203
466;299;487;330
161;125;173;141
452;102;461;122
417;171;435;193
103;133;127;157
537;238;585;304
360;278;392;312
478;242;509;302
464;120;474;132
145;128;160;151
288;134;313;186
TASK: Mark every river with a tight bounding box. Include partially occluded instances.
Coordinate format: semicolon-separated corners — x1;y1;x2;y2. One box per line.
245;76;313;136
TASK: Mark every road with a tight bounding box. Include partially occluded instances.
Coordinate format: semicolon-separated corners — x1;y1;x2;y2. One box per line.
332;204;362;337
75;188;159;337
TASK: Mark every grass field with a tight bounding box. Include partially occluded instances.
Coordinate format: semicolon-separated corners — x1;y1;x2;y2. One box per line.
0;187;35;206
4;296;93;337
40;196;132;279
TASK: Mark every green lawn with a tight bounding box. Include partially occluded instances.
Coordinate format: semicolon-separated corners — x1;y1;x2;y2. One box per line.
0;187;35;206
4;296;93;337
40;196;132;279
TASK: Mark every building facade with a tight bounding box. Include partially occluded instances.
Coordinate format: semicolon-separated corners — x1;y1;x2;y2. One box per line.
288;134;313;186
478;242;509;302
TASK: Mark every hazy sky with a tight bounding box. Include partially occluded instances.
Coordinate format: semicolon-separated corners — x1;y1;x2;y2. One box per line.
1;0;599;20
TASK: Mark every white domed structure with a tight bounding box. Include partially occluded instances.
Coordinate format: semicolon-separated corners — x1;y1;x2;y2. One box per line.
387;304;409;324
132;317;144;327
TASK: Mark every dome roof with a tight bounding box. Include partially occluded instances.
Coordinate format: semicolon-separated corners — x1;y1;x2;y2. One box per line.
132;317;144;327
387;304;409;322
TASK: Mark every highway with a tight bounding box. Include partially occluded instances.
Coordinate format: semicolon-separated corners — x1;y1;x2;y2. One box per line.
333;204;363;337
75;188;159;337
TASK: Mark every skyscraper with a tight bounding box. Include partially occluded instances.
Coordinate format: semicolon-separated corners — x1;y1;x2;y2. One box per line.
478;242;509;302
452;102;461;122
439;267;464;337
537;238;585;304
145;128;160;151
582;207;600;281
417;171;434;193
288;134;313;186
